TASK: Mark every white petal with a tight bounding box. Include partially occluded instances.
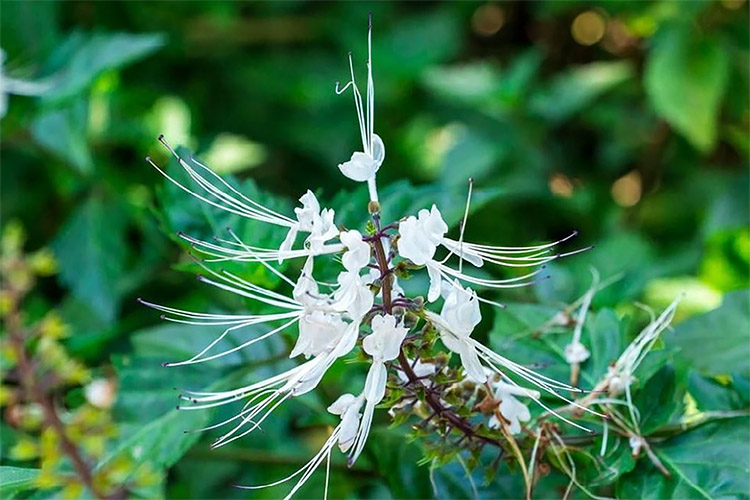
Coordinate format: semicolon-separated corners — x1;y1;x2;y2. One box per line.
364;314;408;361
371;134;385;167
340;230;371;272
338;152;377;182
338;406;361;452
459;344;486;383
427;263;442;302
364;362;387;405
328;393;358;415
278;226;299;264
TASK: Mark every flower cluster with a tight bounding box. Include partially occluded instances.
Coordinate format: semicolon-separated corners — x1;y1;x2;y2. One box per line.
143;18;598;498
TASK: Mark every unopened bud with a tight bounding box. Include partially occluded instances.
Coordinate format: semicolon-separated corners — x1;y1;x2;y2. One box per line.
368;200;381;215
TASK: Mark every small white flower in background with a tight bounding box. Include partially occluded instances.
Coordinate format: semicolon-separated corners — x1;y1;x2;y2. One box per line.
488;381;540;435
564;341;591;364
142;16;607;499
84;378;116;409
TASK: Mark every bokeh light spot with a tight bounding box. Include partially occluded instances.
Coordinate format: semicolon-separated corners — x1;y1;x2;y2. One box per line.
571;11;606;46
549;173;574;198
472;3;505;37
611;170;642;207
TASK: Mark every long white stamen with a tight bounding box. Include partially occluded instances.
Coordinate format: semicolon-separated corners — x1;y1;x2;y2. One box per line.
347;53;368;154
165;316;299;367
224;228;298;288
148;138;294;227
187;153;294;223
458;178;473;274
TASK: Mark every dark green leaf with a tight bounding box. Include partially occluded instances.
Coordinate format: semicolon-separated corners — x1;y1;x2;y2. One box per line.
30;98;92;173
644;24;729;153
52;196;128;322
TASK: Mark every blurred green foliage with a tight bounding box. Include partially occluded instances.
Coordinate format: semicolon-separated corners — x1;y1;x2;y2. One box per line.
1;1;748;499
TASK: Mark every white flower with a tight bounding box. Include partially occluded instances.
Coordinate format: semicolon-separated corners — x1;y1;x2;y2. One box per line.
338;134;385;183
436;283;485;383
294;191;322;231
363;314;409;363
396;203;586;303
564;341;591;364
328;393;364;452
335;17;383;203
397;205;448;266
603;298;680;396
345;314;409;464
280;190;339;260
291;310;349;359
488;381;537;435
340;230;371;272
332;271;374;319
143;16;615;500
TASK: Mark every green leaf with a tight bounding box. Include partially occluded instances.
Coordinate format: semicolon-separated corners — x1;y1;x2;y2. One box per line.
530;61;634;121
644;24;729;153
688;371;750;412
591;436;637;487
367;429;434;499
422;62;502;107
617;417;750;499
30;98;92;173
99;394;211;477
52;197;128;322
635;365;686;435
0;467;40;499
665;290;750;376
43;31;165;101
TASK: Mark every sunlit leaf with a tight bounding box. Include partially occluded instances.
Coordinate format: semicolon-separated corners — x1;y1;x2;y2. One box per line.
644;24;729;153
666;290;750;376
43;32;165;101
531;61;634;121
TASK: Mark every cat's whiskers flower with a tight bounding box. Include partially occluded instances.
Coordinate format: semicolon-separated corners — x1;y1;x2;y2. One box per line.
141;16;612;499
